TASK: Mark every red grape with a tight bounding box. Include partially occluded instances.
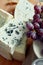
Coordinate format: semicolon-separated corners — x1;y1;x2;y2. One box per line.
34;18;42;23
33;14;40;20
34;5;41;14
26;22;34;30
39;29;43;36
30;31;36;40
34;22;40;29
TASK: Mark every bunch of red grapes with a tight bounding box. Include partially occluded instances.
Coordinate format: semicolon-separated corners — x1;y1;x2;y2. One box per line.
26;5;43;42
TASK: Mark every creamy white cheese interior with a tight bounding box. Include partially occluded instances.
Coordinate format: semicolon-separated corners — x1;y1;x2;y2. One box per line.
15;0;34;22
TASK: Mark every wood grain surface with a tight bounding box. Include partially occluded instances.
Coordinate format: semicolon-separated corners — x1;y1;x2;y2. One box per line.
0;0;43;65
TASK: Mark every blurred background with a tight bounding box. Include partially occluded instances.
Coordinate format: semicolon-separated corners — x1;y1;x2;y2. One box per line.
0;0;42;15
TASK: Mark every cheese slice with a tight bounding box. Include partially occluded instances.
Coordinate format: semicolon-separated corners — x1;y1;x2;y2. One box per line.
0;9;13;28
13;34;26;61
0;9;27;61
0;18;26;60
15;0;34;22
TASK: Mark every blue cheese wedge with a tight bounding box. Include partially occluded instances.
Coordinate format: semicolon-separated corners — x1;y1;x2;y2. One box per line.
15;0;34;22
0;9;13;28
0;32;26;60
0;19;26;60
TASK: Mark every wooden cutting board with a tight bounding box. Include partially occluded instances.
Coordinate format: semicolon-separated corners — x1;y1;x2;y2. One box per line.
0;0;43;65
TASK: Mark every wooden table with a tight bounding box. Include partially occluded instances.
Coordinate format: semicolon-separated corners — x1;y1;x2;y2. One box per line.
0;0;43;65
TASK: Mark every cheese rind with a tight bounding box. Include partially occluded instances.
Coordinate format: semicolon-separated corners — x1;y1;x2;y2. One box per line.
0;45;12;60
13;34;26;61
15;0;34;22
0;9;13;28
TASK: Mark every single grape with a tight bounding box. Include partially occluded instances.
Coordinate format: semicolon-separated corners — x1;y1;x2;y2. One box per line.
34;18;42;23
34;22;40;29
26;22;34;30
41;6;43;12
26;31;31;37
34;5;41;14
30;31;36;40
33;14;40;20
38;29;43;36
